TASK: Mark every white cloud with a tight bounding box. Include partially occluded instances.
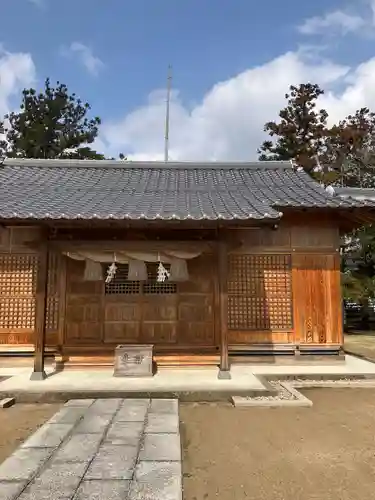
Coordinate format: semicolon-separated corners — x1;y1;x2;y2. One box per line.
62;42;103;76
99;49;360;161
0;46;36;117
298;10;366;36
298;1;375;37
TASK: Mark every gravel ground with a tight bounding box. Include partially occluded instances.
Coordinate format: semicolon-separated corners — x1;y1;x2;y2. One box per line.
180;389;375;500
345;333;375;360
0;403;61;464
254;381;298;400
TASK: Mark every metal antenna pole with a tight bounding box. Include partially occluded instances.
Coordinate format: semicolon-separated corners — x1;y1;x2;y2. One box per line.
164;65;172;162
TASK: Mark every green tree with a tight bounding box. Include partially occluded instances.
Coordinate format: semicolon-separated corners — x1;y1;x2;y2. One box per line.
0;78;101;159
342;226;375;329
61;147;106;160
325;108;375;187
328;109;375;326
258;83;328;172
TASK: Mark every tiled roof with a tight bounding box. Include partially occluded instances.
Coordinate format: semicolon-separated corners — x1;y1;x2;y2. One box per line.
335;187;375;202
0;159;373;221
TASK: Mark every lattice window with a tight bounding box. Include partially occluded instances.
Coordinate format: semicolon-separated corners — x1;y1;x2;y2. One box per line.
46;252;60;332
104;264;140;295
143;263;177;295
228;254;292;330
0;254;37;330
104;262;177;295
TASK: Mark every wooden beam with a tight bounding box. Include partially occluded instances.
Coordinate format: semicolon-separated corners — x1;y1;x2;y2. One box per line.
218;239;231;379
46;238;243;252
46;240;216;252
30;239;49;380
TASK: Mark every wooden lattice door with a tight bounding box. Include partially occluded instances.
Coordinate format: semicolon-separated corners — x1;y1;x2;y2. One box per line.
103;263;179;345
0;254;38;345
227;254;293;343
0;252;61;346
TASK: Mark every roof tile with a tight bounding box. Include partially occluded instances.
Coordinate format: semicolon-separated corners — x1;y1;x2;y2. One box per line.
0;159;373;221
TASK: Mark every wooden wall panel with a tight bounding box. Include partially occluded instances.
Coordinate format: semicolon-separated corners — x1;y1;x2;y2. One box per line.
291;225;339;250
225;224;342;349
0;228;10;250
64;253;215;348
141;323;177;344
231;221;339;255
104;322;140;343
0;223;344;355
142;295;178;344
232;226;291;253
65;296;103;344
104;298;141;343
228;331;292;344
0;227;41;254
65;259;103;345
292;253;342;346
177;254;215;346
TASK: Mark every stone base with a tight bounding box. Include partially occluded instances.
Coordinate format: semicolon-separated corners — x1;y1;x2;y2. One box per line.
218;370;231;380
0;397;15;409
114;345;153;377
30;371;47;381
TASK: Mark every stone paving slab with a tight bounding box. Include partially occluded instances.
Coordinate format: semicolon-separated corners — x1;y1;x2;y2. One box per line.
129;462;182;500
47;407;87;425
0;397;182;500
128;480;182;500
0;448;55;481
21;424;74;449
0;481;27;500
73;480;130;500
64;399;94;407
85;445;138;480
73;414;113;434
19;462;88;500
88;399;123;414
140;434;181;461
105;421;144;446
134;460;182;483
53;434;103;464
145;413;179;434
114;401;149;422
149;399;178;414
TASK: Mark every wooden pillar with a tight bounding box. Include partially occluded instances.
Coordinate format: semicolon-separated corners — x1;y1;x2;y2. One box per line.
218;239;231;379
30;240;49;381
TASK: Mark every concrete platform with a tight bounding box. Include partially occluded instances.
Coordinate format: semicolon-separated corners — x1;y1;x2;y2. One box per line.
0;355;374;402
247;354;375;376
0;366;267;402
0;398;182;500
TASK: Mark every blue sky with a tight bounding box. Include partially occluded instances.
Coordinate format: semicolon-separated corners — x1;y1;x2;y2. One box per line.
1;0;375;160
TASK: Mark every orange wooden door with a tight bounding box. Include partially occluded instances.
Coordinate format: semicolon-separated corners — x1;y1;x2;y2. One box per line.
292;253;343;346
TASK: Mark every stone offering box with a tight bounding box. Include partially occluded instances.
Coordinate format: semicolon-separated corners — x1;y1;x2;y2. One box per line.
114;344;154;377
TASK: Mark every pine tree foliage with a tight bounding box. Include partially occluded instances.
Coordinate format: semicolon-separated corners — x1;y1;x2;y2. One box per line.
0;78;101;159
258;83;328;172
